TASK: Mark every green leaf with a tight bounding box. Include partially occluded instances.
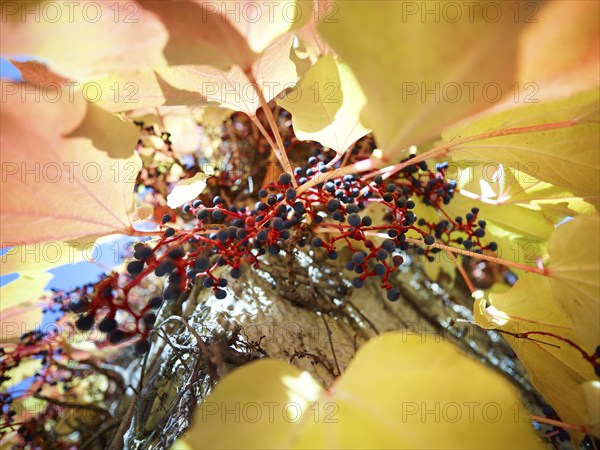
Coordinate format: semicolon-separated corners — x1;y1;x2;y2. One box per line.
180;333;544;449
445;89;600;203
318;1;524;158
277;55;370;154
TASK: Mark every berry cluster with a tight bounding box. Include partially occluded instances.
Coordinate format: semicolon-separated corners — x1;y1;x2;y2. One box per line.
56;153;497;355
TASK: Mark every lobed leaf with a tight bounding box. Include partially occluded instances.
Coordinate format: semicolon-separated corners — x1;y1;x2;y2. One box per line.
179;333;544;449
277;55;370;155
445;89;600;204
318;1;524;158
0;82;141;245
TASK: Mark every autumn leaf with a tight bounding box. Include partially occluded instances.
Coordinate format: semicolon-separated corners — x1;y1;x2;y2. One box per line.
0;272;53;311
166;173;208;208
87;33;297;114
318;1;524;158
0;1;168;79
474;273;597;443
445;89;600;203
0;305;42;344
0;82;141;245
547;215;600;340
178;333;544;449
518;1;600;99
277;55;370;154
140;0;307;71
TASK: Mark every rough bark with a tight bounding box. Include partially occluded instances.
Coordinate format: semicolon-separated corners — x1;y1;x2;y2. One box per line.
114;251;551;450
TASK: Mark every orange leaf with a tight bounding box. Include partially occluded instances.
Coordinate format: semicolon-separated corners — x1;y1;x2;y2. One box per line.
0;82;141;246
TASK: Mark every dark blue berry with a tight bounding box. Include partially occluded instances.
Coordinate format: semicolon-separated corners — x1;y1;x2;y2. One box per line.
279;173;292;185
164;227;175;237
381;239;395;253
285;187;297;200
348;214;361;228
149;296;163;309
424;235;435;245
212;209;224;220
327;199;340;212
312;237;323;247
108;329;125;344
387;288;400;301
162;214;172;224
127;260;145;275
352;252;365;264
352;277;364;289
376;249;388;261
332;211;344;222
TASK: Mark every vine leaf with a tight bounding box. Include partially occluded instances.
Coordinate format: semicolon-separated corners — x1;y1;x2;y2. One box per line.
454;164;597;220
0;82;141;245
0;306;42;345
178;333;543;449
0;237;101;277
140;0;306;71
0;273;53;310
444;89;600;204
547;215;600;339
518;1;600;99
86;33;296;114
166;173;208;209
0;2;167;79
155;33;296;116
277;55;370;155
318;1;523;158
473;272;596;443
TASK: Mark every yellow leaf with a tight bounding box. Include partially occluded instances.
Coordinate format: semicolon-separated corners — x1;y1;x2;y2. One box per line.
278;55;370;154
0;272;53;311
547;215;600;342
445;89;600;203
519;1;600;99
180;333;544;449
0;306;43;344
318;1;524;157
2;358;43;390
0;236;105;276
473;272;597;443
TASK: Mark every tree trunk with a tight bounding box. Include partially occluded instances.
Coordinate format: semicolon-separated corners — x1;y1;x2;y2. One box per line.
114;251;551;450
